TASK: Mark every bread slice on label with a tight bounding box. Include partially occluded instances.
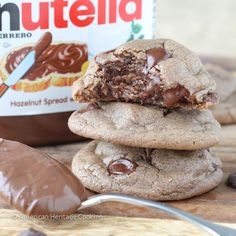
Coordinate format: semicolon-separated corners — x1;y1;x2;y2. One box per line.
72;141;223;201
0;42;88;92
69;102;221;150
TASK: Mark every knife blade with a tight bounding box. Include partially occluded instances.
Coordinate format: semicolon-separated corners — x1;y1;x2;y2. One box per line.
4;50;36;87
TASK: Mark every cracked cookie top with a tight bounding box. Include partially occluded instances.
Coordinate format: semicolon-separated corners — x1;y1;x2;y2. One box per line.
72;140;223;201
69;102;221;150
73;39;218;109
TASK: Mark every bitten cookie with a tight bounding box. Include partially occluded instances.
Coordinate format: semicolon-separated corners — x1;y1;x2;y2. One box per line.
73;39;217;109
72;141;223;201
205;63;236;124
68;102;221;150
0;42;88;92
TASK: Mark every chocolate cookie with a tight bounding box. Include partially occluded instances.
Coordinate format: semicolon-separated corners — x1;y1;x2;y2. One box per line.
72;39;217;109
68;102;221;150
205;64;236;124
72;141;223;201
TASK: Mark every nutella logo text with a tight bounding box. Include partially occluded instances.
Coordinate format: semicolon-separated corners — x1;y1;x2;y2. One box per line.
0;0;142;31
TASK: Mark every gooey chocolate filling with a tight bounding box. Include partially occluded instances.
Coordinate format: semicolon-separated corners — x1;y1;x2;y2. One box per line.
93;47;194;108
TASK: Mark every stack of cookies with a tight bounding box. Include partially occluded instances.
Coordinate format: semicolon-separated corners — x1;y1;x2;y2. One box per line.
69;39;223;201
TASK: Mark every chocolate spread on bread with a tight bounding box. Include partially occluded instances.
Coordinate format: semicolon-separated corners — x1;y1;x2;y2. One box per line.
5;43;87;81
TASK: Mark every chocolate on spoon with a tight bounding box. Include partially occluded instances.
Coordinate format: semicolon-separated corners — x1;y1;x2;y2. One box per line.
0;139;235;236
0;139;86;216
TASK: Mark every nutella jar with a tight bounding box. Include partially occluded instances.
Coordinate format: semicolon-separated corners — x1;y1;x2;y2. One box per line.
0;0;156;146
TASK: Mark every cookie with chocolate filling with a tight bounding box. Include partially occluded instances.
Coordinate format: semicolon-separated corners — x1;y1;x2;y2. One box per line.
205;63;236;124
0;42;88;92
72;39;217;109
68;102;221;150
72;141;223;201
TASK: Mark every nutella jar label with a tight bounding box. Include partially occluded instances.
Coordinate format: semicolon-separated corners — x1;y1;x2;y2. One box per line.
0;0;156;116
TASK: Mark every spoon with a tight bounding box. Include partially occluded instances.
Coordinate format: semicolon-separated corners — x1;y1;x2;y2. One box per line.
80;193;236;236
0;139;235;236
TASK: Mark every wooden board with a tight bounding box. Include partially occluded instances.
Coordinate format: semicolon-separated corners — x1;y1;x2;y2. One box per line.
0;124;236;235
0;209;236;236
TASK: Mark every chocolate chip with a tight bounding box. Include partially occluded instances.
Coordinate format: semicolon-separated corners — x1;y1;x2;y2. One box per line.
163;85;190;108
146;47;167;70
107;158;138;176
163;109;172;117
226;172;236;189
17;228;47;236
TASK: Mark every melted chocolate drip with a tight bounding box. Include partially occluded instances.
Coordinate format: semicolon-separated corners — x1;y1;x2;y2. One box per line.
5;43;88;81
107;158;138;176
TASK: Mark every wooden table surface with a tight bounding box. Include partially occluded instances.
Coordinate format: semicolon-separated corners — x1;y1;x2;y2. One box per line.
0;124;236;235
